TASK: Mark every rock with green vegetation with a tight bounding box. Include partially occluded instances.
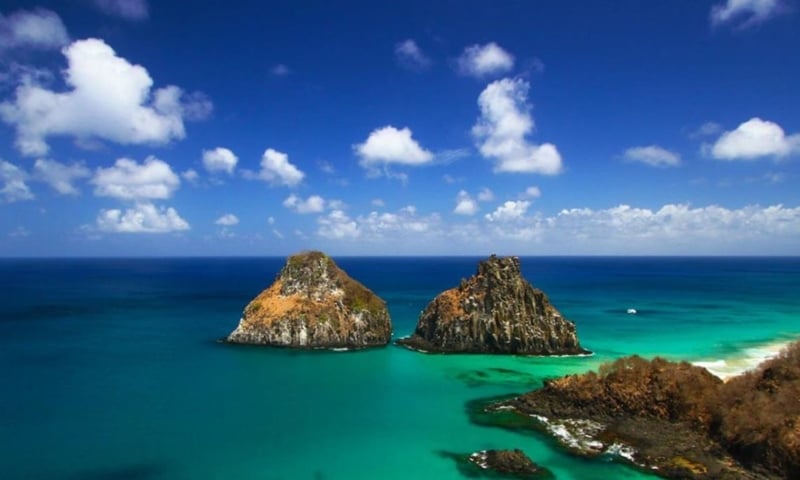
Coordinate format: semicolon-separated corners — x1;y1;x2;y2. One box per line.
227;251;392;349
398;254;588;354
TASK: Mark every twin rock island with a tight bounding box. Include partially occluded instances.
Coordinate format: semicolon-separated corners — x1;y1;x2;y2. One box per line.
227;250;586;355
226;251;800;479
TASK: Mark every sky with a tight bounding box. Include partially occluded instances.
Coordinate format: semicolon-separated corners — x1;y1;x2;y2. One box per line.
0;0;799;256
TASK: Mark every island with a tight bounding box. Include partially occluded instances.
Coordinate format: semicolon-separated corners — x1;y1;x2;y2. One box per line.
475;341;800;479
227;251;392;349
397;255;588;355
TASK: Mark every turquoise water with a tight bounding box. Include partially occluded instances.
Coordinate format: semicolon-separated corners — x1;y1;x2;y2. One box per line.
1;257;798;479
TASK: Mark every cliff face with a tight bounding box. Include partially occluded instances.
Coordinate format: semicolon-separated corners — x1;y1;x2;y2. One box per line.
227;251;392;349
398;255;587;354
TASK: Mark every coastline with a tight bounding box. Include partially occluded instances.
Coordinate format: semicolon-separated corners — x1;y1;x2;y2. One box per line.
691;337;797;380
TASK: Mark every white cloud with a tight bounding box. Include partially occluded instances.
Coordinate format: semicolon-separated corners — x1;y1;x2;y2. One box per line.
624;145;682;167
283;194;326;214
255;148;305;186
0;38;209;156
453;190;478;215
525;186;542;198
0;9;69;50
92;156;180;200
317;209;360;239
395;39;431;70
485;200;530;222
181;169;199;184
318;161;335;174
371;198;385;207
711;0;783;28
8;226;30;237
477;187;494;202
355;126;433;172
692;121;723;138
710;118;800;160
0;160;34;202
267;216;275;225
202;147;238;175
96;202;189;233
457;42;515;78
272;229;284;239
33;158;90;195
215;213;239;226
473;78;562;175
271;64;290;76
93;0;149;21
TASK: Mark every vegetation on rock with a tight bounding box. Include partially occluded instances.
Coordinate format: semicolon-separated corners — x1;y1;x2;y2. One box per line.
227;251;392;349
487;341;800;479
398;255;587;355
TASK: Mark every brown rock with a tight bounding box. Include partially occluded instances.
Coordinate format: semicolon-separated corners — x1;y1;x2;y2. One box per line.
227;251;391;349
398;255;588;354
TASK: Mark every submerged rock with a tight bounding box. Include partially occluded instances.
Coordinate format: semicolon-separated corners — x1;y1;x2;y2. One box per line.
398;255;588;354
227;251;392;349
468;449;550;478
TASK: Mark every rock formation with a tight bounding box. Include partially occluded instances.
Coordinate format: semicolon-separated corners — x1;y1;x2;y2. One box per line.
468;449;551;478
227;251;392;349
476;342;800;479
398;255;587;354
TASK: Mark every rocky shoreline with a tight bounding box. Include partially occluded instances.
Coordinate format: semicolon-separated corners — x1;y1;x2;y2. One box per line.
471;343;800;479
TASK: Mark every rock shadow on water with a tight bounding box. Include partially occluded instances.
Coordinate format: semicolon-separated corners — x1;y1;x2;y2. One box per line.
455;367;543;388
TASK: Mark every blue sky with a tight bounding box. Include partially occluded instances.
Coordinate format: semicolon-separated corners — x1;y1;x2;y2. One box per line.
0;0;799;256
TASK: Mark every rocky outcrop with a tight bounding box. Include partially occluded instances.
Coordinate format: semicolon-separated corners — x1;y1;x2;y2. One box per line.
227;251;392;349
476;343;800;479
468;449;551;478
397;255;587;354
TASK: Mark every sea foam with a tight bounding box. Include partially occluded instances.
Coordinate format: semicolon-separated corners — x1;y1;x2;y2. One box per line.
692;339;793;380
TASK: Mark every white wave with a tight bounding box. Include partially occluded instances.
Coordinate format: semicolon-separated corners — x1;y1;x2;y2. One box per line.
693;339;793;380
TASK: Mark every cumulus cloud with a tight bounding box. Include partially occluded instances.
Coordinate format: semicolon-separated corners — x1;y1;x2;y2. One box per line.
92;156;180;200
96;203;189;233
215;213;239;226
355;126;433;173
0;38;210;156
711;0;784;28
202;147;238;175
0;160;34;202
473;78;562;175
93;0;149;21
453;190;478;215
548;203;800;251
485;200;530;222
0;8;69;50
710;118;800;160
317;209;360;239
691;121;723;138
525;186;541;198
624;145;682;167
181;169;199;184
457;42;514;78
478;187;494;202
254;148;305;186
33;158;91;195
283;194;326;214
395;39;431;70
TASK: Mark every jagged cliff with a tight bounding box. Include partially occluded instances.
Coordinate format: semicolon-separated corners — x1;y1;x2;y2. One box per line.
398;255;587;354
227;251;392;349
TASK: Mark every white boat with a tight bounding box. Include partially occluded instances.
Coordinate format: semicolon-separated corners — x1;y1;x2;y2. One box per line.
627;308;637;315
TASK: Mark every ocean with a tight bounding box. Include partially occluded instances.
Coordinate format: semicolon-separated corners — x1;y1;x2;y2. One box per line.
1;257;798;480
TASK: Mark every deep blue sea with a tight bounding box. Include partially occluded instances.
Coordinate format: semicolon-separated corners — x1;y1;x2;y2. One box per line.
1;257;799;480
